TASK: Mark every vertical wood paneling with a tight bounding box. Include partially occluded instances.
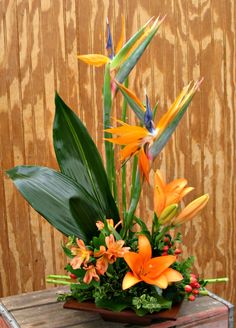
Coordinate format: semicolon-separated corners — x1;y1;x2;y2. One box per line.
0;0;235;309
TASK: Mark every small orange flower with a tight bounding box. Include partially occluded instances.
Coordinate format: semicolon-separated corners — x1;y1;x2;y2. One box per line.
70;239;92;270
122;235;183;290
94;234;130;275
96;256;109;275
96;221;105;231
154;170;194;217
83;265;100;284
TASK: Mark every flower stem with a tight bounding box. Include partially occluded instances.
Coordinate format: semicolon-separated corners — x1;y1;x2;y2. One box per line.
124;168;141;236
46;279;73;285
121;78;129;217
47;274;71;280
203;278;229;284
199;290;209;296
103;63;118;203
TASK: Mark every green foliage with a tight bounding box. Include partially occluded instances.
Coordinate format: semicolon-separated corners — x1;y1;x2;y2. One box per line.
6;166;102;241
132;294;171;314
54;93;119;222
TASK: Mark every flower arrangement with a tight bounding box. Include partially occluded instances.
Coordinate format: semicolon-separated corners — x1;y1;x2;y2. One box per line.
7;16;227;317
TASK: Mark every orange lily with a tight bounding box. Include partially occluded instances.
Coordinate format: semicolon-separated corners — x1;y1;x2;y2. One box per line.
154;170;194;217
70;239;92;270
122;235;183;290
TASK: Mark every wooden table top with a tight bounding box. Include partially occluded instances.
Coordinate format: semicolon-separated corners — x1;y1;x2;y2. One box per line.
0;287;234;327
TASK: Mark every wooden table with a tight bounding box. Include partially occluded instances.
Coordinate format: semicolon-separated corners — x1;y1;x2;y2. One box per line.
0;287;234;327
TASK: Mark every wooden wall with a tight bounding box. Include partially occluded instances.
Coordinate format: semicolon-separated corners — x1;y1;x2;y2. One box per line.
0;0;235;309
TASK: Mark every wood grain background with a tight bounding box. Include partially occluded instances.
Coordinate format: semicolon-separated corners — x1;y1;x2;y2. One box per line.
0;0;235;310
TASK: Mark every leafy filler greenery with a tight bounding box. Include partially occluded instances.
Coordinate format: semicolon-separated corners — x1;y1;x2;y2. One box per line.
7;16;227;316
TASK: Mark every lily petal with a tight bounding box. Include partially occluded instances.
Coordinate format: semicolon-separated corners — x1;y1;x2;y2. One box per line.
165;178;188;193
142;273;168;289
163;268;183;282
146;255;176;278
124;252;143;273
122;271;142;290
180;186;194;198
138;234;152;261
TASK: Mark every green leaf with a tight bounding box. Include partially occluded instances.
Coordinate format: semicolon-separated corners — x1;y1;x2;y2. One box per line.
115;24;160;84
7;166;102;242
54;93;119;222
117;84;144;122
149;96;194;159
95;297;132;312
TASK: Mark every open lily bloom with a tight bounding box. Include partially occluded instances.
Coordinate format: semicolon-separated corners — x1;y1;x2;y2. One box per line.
122;235;183;290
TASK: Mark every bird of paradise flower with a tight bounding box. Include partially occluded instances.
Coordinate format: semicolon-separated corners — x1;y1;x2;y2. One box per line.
105;80;203;182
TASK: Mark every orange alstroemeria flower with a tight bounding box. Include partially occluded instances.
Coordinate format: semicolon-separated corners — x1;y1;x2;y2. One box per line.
83;265;100;284
70;239;92;270
95;234;130;275
122;235;183;290
154;170;194;217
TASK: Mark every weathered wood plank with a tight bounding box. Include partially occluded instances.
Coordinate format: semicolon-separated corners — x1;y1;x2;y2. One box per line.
0;287;232;328
1;287;68;311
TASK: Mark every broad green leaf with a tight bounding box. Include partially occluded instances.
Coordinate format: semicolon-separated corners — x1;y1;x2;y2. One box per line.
7;166;102;242
117;84;144;122
149;97;194;159
54;93;119;222
115;25;160;84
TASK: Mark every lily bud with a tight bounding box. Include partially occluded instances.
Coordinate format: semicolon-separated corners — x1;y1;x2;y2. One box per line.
159;204;179;225
172;194;209;225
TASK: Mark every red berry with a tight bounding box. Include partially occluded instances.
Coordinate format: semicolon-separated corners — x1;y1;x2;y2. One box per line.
190;276;197;284
163;245;169;252
184;285;192;293
190;273;197;278
70;273;77;280
164;237;169;243
174;248;182;255
191;282;200;289
192;289;199;295
161;252;168;256
188;295;195;301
